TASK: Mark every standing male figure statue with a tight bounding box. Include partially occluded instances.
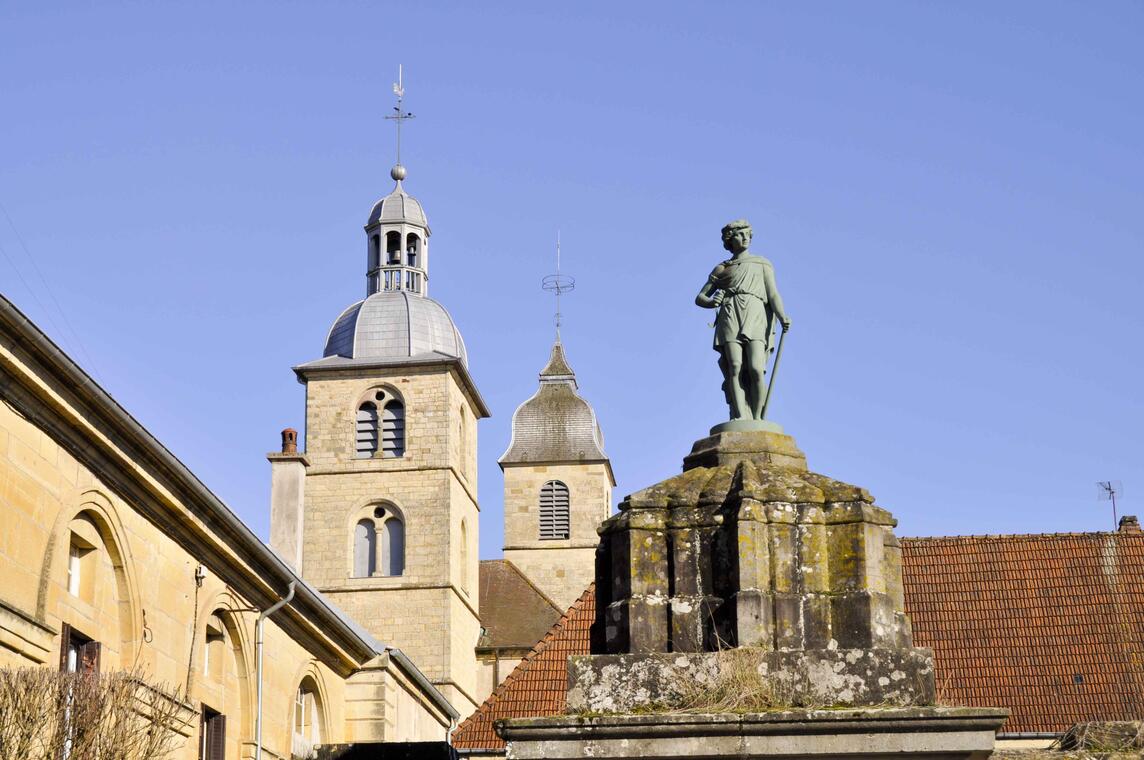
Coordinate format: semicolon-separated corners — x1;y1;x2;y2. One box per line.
695;219;791;422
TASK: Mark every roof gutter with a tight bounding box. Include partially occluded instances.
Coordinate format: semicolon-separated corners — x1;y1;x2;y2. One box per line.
386;646;460;721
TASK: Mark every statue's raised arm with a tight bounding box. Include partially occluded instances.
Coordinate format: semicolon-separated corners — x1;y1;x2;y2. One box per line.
698;219;790;428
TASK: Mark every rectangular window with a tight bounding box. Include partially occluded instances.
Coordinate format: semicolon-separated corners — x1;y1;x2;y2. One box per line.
67;544;82;596
59;623;101;675
66;534;95;600
200;706;226;760
295;688;306;733
293;688;321;756
58;624;101;760
204;617;224;677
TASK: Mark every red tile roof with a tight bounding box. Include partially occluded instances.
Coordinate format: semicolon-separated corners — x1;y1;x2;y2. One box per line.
477;560;562;651
453;532;1144;751
453;585;595;750
902;531;1144;733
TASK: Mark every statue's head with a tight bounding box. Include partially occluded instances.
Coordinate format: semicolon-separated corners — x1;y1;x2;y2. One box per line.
721;219;752;254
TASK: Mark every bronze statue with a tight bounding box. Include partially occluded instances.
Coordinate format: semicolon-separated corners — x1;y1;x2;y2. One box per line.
695;219;790;423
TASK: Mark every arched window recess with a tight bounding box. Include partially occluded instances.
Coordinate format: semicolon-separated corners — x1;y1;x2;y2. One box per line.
293;676;324;758
385;231;402;266
351;504;406;578
405;233;420;269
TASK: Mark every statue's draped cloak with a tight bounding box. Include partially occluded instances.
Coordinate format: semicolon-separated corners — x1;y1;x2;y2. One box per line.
711;254;778;350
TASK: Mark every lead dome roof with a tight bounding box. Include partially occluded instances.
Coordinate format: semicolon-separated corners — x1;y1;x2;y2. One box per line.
323;291;467;366
367;182;429;229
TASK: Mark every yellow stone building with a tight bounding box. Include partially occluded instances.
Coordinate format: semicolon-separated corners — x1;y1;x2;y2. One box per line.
0;295;458;758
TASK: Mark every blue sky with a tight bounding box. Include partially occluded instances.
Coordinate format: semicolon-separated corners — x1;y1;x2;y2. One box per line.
2;2;1141;558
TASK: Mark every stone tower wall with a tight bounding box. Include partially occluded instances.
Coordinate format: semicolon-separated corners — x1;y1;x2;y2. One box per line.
300;366;481;711
502;461;612;608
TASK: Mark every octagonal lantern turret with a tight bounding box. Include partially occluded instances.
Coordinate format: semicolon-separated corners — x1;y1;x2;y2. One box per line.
364;164;431;298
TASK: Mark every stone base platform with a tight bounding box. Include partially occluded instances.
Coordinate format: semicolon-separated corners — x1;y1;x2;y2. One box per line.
568;647;936;713
682;429;808;471
498;706;1009;760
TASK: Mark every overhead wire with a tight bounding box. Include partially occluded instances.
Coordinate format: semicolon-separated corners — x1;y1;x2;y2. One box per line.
0;200;104;382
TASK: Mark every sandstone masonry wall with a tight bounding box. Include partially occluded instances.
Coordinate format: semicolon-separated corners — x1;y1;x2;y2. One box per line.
503;462;612;609
300;365;482;712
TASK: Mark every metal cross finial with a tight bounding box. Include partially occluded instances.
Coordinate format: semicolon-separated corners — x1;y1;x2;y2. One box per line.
542;231;575;341
385;64;416;169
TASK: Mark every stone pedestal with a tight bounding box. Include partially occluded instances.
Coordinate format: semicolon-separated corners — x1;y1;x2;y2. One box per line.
592;430;921;678
500;430;1007;758
498;707;1009;760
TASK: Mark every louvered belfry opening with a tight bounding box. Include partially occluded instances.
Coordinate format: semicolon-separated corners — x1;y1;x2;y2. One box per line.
381;399;405;458
355;390;405;459
355;402;379;458
539;480;571;540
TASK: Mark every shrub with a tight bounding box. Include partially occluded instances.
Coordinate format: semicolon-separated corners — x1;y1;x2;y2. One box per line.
0;666;190;760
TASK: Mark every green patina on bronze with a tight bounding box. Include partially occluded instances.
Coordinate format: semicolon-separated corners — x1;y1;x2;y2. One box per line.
695;220;790;425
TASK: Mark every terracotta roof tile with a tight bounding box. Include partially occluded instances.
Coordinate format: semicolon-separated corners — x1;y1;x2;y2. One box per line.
454;532;1144;750
453;585;594;750
901;531;1144;733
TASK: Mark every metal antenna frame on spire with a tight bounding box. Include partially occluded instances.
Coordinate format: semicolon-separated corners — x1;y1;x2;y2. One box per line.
385;64;415;169
542;231;575;341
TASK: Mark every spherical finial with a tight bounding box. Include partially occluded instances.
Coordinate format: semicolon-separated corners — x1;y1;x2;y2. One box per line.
390;164;407;182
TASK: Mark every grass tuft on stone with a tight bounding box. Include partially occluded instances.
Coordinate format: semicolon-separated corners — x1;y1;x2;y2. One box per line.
669;649;814;714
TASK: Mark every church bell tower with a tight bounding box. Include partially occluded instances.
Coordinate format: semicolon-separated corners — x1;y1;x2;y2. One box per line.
500;253;615;609
271;76;487;714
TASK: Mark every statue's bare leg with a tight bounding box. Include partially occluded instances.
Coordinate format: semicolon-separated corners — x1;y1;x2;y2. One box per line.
723;343;748;420
744;340;769;419
717;353;735;413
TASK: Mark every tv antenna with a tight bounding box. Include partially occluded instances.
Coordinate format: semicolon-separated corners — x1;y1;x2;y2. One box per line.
541;231;575;340
1097;480;1123;530
385;64;415;174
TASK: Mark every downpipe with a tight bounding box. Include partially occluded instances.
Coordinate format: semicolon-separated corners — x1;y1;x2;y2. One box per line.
255;581;296;760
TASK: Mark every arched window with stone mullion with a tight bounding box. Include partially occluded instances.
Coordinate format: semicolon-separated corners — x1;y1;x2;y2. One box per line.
355;390;405;459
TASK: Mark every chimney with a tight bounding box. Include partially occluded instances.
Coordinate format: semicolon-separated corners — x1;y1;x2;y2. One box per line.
1118;515;1141;534
268;427;309;570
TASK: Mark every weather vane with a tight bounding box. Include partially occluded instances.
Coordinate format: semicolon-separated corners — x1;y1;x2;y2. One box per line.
385;64;415;178
542;231;575;340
